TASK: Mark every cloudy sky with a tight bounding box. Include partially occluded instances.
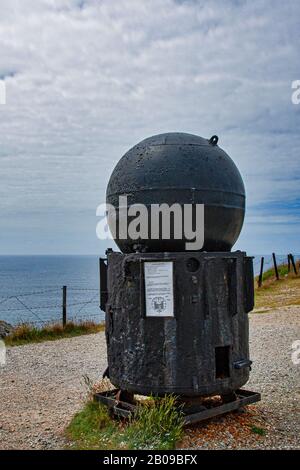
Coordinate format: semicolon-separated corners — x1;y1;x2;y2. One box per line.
0;0;299;255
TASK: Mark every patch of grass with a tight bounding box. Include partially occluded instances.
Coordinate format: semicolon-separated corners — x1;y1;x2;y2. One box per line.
5;321;105;346
126;395;184;450
250;425;266;436
66;401;120;450
255;261;299;287
66;395;184;451
260;263;289;282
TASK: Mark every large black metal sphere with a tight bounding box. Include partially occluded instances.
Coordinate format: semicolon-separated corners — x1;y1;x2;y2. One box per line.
106;132;245;253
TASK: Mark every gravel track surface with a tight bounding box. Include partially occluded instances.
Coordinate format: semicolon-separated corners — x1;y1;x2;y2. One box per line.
182;307;300;449
0;333;107;449
0;308;299;449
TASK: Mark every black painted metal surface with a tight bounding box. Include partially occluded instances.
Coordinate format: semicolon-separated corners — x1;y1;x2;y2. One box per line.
105;250;254;397
106;132;245;253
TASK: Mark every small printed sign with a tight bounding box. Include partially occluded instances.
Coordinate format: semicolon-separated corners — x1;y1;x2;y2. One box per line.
144;261;174;317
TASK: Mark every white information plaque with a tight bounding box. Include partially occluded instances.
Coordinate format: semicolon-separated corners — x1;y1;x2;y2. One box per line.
144;261;174;317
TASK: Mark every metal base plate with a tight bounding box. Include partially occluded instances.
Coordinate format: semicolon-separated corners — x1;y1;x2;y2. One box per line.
94;389;261;426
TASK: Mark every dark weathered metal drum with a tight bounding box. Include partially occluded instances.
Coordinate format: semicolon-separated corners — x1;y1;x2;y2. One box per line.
104;251;254;397
106;133;245;253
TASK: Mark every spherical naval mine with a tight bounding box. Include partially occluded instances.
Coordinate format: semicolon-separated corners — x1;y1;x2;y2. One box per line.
106;132;245;253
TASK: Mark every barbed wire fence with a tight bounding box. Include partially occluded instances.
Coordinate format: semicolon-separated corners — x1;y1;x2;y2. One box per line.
0;253;299;327
0;286;103;327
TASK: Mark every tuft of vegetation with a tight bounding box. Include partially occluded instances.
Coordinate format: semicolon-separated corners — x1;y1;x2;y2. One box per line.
258;263;289;283
66;401;119;450
250;425;266;436
66;394;184;451
126;395;184;450
5;321;105;346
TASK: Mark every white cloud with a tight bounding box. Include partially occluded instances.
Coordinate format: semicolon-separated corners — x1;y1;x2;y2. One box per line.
0;0;299;253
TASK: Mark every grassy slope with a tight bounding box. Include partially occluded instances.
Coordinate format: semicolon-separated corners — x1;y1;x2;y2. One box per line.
4;321;105;346
254;264;300;311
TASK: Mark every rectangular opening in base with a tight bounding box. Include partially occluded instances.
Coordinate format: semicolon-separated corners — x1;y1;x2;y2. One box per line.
215;346;230;379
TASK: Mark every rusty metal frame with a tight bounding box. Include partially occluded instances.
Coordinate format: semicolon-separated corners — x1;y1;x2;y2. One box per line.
94;389;261;426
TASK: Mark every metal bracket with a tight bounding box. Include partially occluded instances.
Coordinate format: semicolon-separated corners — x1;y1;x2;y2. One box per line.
99;257;108;312
234;359;253;370
94;388;261;426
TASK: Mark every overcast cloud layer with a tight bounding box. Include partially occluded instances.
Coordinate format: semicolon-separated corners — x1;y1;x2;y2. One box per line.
0;0;299;254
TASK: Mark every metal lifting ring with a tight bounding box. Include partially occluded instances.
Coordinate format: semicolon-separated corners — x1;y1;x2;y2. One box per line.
209;135;219;146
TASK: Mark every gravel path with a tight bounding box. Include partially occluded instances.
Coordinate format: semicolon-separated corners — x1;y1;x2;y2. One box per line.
182;306;300;449
0;308;299;450
0;333;107;449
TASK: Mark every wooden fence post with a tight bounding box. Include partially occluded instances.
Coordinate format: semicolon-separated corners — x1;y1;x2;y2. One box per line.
272;253;279;280
288;254;291;273
258;256;264;287
289;254;298;275
62;286;67;327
